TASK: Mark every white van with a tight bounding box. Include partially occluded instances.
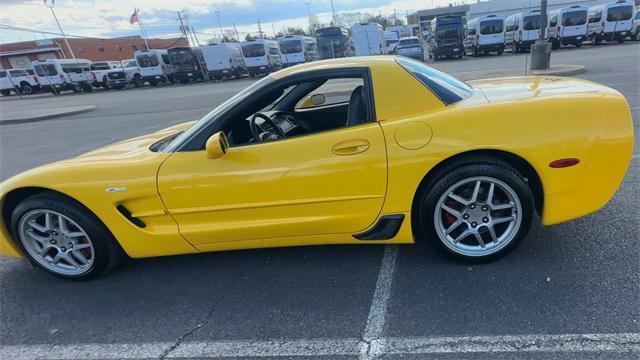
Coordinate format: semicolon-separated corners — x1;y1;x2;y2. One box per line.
464;15;505;56
351;23;386;56
31;59;94;93
134;49;173;85
200;43;247;80
632;9;640;41
0;68;40;96
588;0;635;44
240;39;282;77
548;5;588;49
505;10;544;53
278;35;318;67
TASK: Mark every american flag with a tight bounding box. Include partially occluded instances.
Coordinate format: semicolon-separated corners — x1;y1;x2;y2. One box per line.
130;8;139;25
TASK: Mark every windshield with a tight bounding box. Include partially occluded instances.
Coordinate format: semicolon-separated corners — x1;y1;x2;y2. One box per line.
169;50;194;65
398;38;420;47
123;60;137;67
607;6;633;21
136;54;159;67
563;11;587;26
317;35;348;59
523;14;541;30
164;75;275;152
34;64;57;76
279;39;303;54
396;57;473;105
436;25;461;42
480;19;504;34
9;70;28;77
242;44;265;57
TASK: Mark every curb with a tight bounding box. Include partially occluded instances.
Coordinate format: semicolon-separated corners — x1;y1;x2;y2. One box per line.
0;105;97;125
529;65;586;77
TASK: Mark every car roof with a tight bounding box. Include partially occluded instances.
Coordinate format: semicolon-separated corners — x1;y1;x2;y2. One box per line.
272;55;399;79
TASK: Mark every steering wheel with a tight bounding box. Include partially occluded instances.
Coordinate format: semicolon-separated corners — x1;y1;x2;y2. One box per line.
249;112;287;142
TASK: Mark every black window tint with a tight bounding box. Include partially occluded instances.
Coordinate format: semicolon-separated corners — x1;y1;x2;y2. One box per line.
396;57;473;105
589;9;603;23
607;6;633;21
136;54;159;67
0;71;6;78
480;19;503;35
523;15;541;30
242;44;266;57
562;11;587;26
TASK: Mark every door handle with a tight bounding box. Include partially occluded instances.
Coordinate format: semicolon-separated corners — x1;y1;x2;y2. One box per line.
332;139;370;155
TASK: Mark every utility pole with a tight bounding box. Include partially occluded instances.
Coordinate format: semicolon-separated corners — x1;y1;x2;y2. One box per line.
272;23;277;38
176;11;191;47
330;0;337;26
215;10;225;41
184;14;197;47
530;0;551;70
43;0;75;58
233;23;240;41
305;2;314;36
258;19;264;38
186;16;200;46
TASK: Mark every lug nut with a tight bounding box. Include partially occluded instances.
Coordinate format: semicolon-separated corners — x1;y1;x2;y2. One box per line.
61;247;66;251
463;214;470;219
50;240;57;244
482;206;488;211
469;204;476;209
471;222;477;227
483;217;489;223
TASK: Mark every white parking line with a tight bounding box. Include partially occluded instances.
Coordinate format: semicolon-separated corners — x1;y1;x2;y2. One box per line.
2;333;638;359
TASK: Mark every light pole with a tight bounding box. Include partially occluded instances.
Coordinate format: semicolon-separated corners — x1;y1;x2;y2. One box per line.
530;0;551;70
215;10;224;41
330;0;336;26
305;2;314;36
43;0;75;58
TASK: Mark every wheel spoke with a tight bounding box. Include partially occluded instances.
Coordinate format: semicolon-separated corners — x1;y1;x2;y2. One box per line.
62;252;81;268
447;193;471;206
487;226;498;243
44;212;53;231
26;231;49;245
470;180;481;202
441;204;461;218
486;183;495;206
452;229;470;244
474;232;485;248
58;215;69;233
492;216;515;225
445;219;463;235
492;202;515;211
65;231;85;239
70;250;89;266
73;243;92;251
27;220;48;233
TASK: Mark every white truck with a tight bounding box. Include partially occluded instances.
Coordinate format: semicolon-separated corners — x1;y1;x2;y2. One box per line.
90;61;122;89
351;23;386;56
548;5;589;49
0;68;40;96
383;30;400;53
505;10;545;53
240;39;282;77
588;0;635;44
200;43;247;80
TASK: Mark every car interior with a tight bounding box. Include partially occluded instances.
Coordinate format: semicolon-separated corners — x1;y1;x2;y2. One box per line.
224;76;370;147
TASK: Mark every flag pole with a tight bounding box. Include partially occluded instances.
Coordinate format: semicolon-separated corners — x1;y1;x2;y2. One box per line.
135;8;151;50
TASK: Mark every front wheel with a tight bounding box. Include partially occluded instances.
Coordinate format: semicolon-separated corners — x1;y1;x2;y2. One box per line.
415;161;534;262
11;192;125;280
20;83;34;95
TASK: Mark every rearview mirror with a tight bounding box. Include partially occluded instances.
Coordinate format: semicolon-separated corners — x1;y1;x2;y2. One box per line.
205;131;229;159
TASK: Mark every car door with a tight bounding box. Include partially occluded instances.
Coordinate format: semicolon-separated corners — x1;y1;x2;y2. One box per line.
157;78;387;246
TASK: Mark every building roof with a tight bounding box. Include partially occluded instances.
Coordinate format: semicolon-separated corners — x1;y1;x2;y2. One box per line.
0;47;61;57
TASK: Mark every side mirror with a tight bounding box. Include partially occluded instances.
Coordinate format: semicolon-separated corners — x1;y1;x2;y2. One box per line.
310;94;326;106
205;131;229;159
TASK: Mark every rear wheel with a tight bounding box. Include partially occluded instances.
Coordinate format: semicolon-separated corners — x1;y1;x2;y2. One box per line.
133;76;143;87
11;192;126;280
513;41;520;53
20;82;34;95
415;160;533;262
102;76;110;89
591;34;601;45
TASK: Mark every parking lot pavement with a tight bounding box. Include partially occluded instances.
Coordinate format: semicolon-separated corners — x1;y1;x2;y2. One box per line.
0;43;639;359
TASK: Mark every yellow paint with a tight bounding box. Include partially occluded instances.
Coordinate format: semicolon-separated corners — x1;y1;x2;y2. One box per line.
0;57;634;259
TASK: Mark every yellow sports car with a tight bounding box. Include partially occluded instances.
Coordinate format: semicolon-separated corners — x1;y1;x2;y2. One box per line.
0;57;634;280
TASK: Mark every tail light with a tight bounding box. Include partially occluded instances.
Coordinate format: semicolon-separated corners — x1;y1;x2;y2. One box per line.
601;21;605;30
33;76;40;85
59;74;65;82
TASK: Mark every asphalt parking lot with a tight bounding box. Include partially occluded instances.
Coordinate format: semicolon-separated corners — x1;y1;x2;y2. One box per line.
0;43;639;359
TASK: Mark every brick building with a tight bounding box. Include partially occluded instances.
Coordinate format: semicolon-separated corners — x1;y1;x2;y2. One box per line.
0;36;188;69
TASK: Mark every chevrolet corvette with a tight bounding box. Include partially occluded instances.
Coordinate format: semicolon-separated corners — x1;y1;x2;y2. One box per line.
0;56;634;279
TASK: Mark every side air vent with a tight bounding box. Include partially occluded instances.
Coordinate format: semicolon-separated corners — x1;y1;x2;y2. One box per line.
116;205;146;228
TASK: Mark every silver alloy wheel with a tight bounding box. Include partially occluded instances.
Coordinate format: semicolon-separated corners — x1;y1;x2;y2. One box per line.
433;176;522;257
18;209;95;276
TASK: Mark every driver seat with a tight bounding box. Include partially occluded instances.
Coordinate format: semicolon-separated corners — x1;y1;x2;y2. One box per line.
346;85;368;127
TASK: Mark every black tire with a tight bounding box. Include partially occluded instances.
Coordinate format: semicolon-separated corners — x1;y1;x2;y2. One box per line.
575;42;582;48
10;192;126;280
635;32;640;41
618;37;624;44
1;89;12;96
150;80;159;86
133;76;143;87
20;82;34;95
102;76;110;89
551;39;560;50
513;42;520;54
591;34;601;45
414;158;534;263
497;49;503;55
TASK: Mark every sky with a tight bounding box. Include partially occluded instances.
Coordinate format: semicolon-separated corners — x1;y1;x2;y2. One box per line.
0;0;475;44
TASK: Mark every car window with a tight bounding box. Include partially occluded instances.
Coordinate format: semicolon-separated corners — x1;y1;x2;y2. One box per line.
280;39;303;54
136;54;159;67
91;63;111;70
296;78;364;109
396;57;473;105
398;38;420;46
9;70;28;77
0;71;6;78
480;19;503;35
268;47;280;55
607;6;633;21
34;64;58;76
589;9;603;23
61;63;88;73
242;44;265;57
523;14;541;30
563;11;587;26
549;15;558;27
